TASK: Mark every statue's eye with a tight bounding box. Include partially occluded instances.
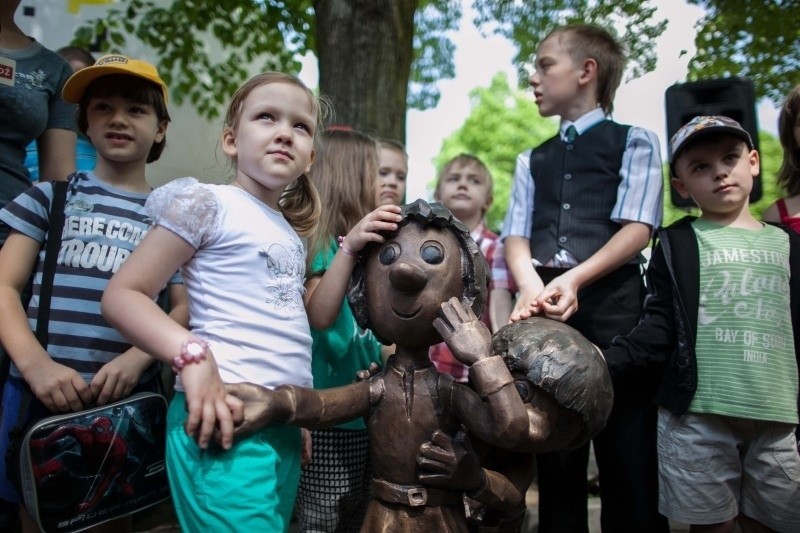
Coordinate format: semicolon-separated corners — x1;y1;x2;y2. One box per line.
379;243;400;265
420;242;444;264
514;380;534;403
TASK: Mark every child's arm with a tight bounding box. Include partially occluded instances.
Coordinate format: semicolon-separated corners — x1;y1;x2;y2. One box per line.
91;283;189;406
488;289;513;333
505;236;544;322
102;226;239;450
536;221;651;321
603;239;675;379
38;128;77;181
0;231;93;412
305;204;402;329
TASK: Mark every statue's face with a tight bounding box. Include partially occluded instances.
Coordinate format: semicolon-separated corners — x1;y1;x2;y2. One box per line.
512;371;582;453
364;222;464;348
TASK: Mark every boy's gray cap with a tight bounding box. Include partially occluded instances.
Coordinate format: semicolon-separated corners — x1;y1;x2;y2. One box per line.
669;115;753;174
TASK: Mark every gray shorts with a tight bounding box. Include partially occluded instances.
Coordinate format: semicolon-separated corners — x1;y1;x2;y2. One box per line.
657;408;800;531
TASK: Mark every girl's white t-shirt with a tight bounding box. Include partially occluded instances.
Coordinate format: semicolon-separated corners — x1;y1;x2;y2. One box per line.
147;177;313;391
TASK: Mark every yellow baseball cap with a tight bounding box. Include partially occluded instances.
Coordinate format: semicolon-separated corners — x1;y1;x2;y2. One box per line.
62;54;168;104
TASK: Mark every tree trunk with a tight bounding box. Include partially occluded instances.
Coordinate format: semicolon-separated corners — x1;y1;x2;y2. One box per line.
314;0;417;143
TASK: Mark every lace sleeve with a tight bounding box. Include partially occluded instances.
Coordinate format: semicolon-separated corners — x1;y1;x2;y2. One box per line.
146;177;220;249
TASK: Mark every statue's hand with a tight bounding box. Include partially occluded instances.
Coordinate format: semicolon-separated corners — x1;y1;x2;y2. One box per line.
224;382;277;437
417;430;483;492
354;362;381;382
433;297;491;365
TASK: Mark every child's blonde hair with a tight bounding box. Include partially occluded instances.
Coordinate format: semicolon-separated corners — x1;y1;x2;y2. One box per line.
778;84;800;196
435;154;494;214
378;138;408;159
306;128;379;271
223;72;327;237
545;24;626;115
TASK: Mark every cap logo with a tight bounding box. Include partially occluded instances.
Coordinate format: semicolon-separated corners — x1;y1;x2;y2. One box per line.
95;55;129;66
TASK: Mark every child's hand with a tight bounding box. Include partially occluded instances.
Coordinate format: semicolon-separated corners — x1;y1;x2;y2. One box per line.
342;204;402;254
25;359;93;412
223;382;287;439
536;272;580;321
91;349;152;406
180;352;236;450
433;297;491;365
509;288;542;322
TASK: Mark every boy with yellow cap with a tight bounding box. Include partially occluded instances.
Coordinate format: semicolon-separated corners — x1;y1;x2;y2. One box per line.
0;55;186;532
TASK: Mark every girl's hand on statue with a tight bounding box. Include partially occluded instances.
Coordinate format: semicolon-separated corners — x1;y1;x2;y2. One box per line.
343;204;402;254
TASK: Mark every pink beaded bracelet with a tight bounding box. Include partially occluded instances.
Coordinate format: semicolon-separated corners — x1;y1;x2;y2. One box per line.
337;235;357;258
172;337;210;373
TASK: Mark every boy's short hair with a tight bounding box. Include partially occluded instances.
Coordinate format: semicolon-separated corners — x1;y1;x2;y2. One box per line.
547;24;625;114
435;153;494;199
62;55;171;163
668;115;753;176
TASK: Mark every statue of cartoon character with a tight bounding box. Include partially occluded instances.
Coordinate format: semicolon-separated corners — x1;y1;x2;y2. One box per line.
416;318;614;531
227;200;529;532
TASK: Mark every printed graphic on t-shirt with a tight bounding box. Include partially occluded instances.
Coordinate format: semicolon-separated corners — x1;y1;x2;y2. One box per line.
59;200;150;274
260;240;305;317
692;221;798;423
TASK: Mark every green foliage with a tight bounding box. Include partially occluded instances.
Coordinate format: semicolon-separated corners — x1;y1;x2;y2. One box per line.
408;0;461;110
73;0;461;119
431;72;557;232
661;131;784;225
471;0;667;87
72;0;666;121
73;0;315;120
686;0;800;106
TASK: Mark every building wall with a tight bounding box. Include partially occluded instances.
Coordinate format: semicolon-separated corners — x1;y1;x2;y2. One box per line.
17;0;230;187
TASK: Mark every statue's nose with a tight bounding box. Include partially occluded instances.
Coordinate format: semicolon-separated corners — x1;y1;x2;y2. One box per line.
389;262;429;294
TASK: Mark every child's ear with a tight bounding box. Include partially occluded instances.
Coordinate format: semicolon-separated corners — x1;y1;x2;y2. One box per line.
306;149;315;174
221;127;237;158
749;149;760;177
482;191;493;214
671;176;692;200
154;120;168;144
579;58;597;86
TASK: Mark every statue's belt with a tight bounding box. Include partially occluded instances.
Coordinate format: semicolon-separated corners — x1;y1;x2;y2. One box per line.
371;478;463;507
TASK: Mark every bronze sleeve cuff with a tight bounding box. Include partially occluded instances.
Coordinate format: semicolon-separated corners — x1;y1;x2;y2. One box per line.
470;356;513;398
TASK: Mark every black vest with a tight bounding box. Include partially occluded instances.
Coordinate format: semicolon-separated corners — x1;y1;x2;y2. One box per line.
529;120;632;264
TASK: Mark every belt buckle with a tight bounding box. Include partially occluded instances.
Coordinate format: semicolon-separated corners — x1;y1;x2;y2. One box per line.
407;487;427;506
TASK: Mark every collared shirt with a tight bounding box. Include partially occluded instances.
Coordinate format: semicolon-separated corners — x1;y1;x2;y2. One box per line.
500;107;664;267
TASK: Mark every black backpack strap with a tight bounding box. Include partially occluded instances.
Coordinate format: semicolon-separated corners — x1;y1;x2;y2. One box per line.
34;180;68;347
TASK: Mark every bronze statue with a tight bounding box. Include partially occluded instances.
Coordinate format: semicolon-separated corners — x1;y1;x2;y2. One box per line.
417;317;614;531
227;200;529;532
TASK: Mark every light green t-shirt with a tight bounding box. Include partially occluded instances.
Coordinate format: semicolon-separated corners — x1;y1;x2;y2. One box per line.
691;219;798;423
309;238;382;430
